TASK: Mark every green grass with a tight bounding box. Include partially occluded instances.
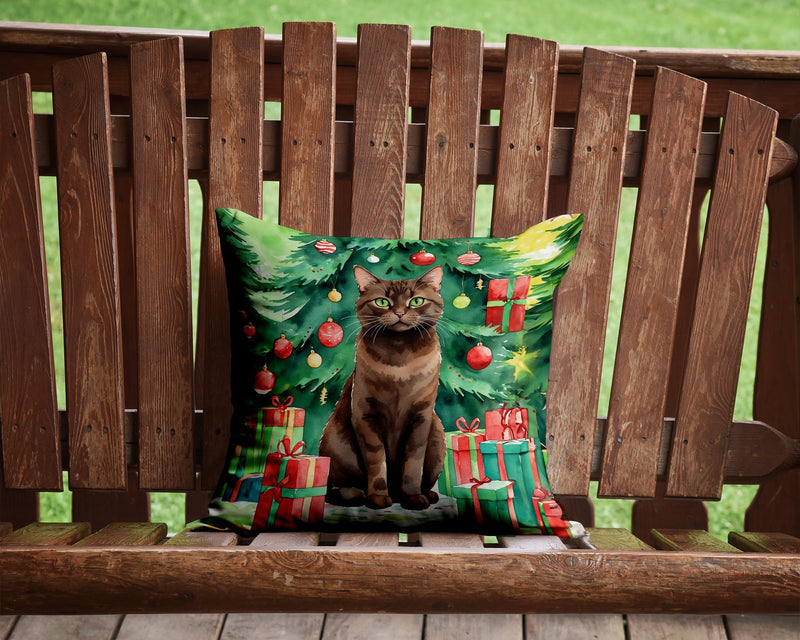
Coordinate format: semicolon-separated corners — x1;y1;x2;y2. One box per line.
11;0;784;536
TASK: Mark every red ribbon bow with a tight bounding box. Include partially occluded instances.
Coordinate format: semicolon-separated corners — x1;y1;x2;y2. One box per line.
272;395;294;410
264;474;293;503
277;436;307;458
468;477;492;526
456;417;481;433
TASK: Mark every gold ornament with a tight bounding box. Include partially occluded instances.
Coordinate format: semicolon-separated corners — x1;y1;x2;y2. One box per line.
452;293;471;309
307;348;322;368
328;287;342;303
476;276;484;290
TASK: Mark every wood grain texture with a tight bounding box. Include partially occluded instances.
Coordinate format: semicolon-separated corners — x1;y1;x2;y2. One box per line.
349;24;410;239
425;614;522;640
627;615;727;640
725;614;800;640
4;547;798;614
651;529;739;552
221;613;324;640
419;26;483;240
729;531;800;553
165;529;239;547
546;48;635;496
492;35;558;236
8;614;122;640
73;522;167;546
129;37;195;490
115;614;224;640
0;73;61;490
52;53;127;491
668;93;778;499
323;613;422;640
0;522;89;546
71;468;151;531
631;481;708;547
600;68;706;498
198;27;264;489
586;528;653;550
526;614;625;640
280;22;336;235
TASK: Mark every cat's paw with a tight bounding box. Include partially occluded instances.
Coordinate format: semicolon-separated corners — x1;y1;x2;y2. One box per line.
366;494;393;510
327;487;366;506
401;493;431;510
425;490;439;505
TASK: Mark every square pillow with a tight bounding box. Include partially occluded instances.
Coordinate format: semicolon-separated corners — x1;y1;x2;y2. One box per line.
202;208;585;538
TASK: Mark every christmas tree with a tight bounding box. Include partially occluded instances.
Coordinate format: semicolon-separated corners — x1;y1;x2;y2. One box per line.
218;208;583;453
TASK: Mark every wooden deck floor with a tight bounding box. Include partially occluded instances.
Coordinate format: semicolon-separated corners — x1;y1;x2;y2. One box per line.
2;613;799;640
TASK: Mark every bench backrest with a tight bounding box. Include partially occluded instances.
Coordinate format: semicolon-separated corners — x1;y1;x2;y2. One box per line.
0;23;797;534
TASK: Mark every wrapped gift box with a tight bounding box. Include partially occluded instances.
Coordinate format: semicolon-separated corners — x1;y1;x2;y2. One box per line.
244;395;306;472
441;417;486;496
252;437;330;530
484;405;529;440
453;478;519;531
485;276;531;333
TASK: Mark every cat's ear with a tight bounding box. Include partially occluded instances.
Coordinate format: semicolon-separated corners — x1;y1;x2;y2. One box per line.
417;266;443;293
353;265;381;293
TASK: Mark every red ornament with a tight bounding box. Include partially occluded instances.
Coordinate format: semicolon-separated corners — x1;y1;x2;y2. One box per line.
315;239;336;254
273;334;293;359
254;367;275;394
457;250;481;266
243;322;256;338
466;343;492;370
318;318;343;348
410;250;436;266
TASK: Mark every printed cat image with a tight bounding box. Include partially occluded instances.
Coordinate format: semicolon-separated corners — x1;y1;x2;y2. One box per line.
320;265;446;510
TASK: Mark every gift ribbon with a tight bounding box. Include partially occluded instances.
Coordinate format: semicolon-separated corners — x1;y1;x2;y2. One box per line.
456;417;481;433
228;473;262;502
486;279;527;332
272;395;295;410
468;477;491;526
277;436;307;458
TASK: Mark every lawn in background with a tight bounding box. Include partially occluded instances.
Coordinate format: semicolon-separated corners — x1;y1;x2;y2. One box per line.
7;0;790;535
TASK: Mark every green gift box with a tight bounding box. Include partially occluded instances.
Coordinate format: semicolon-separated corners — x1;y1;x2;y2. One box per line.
453;478;519;531
479;438;551;530
243;396;305;473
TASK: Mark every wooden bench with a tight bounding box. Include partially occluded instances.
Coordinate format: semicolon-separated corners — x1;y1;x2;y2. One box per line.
1;21;799;622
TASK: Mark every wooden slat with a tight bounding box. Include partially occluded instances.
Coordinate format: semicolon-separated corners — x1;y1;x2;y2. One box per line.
726;614;800;640
323;613;422;640
165;529;239;547
525;614;625;640
115;614;224;640
3;547;799;614
600;68;706;498
198;27;264;490
222;613;324;640
418;532;484;548
585;528;653;550
249;531;320;548
0;523;11;536
129;37;195;490
668;93;778;499
349;23;411;239
546;49;636;496
729;531;800;553
51;53;127;490
0;485;38;529
279;22;336;235
627;615;727;640
630;481;708;547
651;529;739;552
0;522;89;546
426;614;522;640
419;26;483;240
8;615;122;640
336;532;399;547
0;73;61;490
73;522;167;546
492;35;558;235
71;468;151;531
498;535;566;550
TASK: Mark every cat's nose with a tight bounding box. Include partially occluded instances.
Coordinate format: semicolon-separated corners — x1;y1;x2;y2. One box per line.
395;309;405;317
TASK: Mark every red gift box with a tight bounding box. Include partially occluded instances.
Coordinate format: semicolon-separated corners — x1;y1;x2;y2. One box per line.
485;404;529;440
485;276;531;333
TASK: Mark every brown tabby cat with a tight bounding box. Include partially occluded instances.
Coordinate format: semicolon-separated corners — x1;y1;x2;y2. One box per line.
319;265;446;510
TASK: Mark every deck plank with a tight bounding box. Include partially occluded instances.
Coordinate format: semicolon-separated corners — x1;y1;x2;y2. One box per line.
725;615;800;640
8;614;121;640
526;614;625;640
627;614;727;640
115;614;223;640
425;614;523;640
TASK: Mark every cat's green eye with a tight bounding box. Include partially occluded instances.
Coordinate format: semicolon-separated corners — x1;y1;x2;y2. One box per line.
374;297;391;308
409;296;425;308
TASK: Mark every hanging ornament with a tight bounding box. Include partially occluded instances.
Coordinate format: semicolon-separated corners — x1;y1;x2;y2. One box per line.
453;293;471;309
318;318;344;347
328;287;342;303
273;334;293;359
254;365;275;394
320;385;329;405
410;250;436;266
457;250;481;266
367;253;380;264
476;276;485;290
314;239;336;254
307;348;322;368
243;322;256;338
466;342;493;370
